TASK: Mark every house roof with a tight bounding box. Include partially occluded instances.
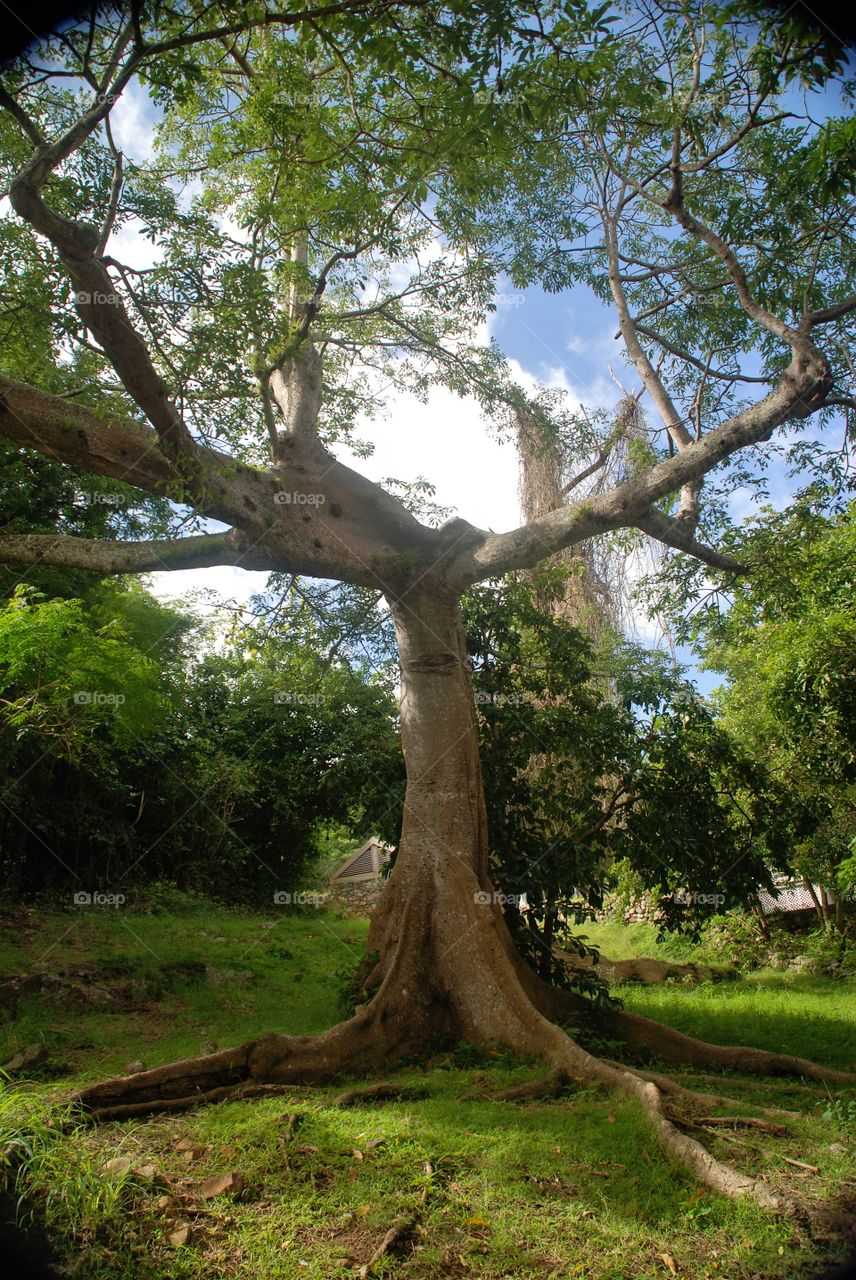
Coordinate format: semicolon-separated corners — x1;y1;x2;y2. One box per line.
758;876;836;915
329;838;393;883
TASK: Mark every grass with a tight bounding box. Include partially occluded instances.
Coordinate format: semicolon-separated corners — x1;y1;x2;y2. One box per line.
2;903;855;1279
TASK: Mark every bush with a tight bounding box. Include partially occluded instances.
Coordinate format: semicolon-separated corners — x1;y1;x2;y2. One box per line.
678;910;856;976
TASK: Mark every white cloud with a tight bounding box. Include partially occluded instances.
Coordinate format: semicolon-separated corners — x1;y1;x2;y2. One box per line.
337;381;520;534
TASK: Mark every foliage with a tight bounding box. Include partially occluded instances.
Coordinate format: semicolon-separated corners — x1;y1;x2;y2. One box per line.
0;576;402;904
689;497;856;912
463;569;789;978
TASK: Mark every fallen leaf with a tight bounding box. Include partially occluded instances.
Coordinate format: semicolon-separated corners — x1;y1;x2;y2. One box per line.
365;1138;385;1152
659;1254;678;1275
102;1157;132;1176
199;1171;246;1199
352;1149;364;1161
135;1164;157;1180
168;1222;191;1248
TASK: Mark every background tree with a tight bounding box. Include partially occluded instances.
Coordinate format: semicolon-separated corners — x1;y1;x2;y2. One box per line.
0;0;854;1209
685;492;856;930
0;576;402;903
464;570;790;979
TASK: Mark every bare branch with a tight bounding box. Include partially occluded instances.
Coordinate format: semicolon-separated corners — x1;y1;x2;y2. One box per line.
802;295;856;330
633;323;771;385
662;173;797;346
632;509;746;572
562;449;609;496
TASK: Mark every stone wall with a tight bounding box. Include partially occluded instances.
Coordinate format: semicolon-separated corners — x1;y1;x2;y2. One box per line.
327;877;385;917
593;891;665;926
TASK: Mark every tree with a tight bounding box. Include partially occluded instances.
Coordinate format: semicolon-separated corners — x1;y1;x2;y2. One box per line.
1;0;854;1210
688;493;856;928
0;574;402;901
464;571;791;978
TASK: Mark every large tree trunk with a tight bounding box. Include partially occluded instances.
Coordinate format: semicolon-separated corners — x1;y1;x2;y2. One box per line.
74;586;855;1214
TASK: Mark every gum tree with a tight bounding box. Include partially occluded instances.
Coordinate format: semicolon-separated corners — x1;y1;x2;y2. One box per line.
1;0;854;1210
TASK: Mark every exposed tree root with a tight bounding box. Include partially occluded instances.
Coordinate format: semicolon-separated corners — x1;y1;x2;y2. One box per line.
696;1116;790;1136
75;1081;307;1123
331;1083;428;1107
484;1072;571;1102
520;970;856;1084
516;1018;805;1217
72;1016;809;1215
556;948;738;986
668;1071;830;1097
73;1010;418;1122
69;884;850;1221
600;1059;801;1118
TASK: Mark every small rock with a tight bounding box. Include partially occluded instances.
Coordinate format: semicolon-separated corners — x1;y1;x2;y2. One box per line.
136;1163;157;1180
102;1156;133;1176
124;1060;147;1075
829;1142;847;1156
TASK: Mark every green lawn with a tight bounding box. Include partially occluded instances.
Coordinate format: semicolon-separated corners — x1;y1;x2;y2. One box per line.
2;905;854;1280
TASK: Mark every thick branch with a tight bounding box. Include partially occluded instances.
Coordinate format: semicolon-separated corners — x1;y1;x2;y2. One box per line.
604;233;692;448
453;341;831;584
0;530;270;575
0;375;180;496
0;377;440;589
